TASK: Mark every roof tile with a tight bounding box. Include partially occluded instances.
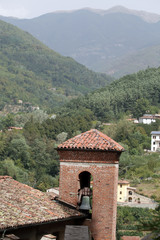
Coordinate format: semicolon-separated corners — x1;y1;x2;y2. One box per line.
0;176;83;230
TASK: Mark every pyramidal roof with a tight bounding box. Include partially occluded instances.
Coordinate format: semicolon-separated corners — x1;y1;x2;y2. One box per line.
57;129;124;152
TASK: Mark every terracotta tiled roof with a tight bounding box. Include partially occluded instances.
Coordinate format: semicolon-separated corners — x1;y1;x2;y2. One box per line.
0;176;83;230
140;116;155;119
57;129;124;152
122;237;140;240
118;179;130;184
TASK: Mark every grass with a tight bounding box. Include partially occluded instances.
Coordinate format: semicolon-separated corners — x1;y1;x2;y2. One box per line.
136;179;160;201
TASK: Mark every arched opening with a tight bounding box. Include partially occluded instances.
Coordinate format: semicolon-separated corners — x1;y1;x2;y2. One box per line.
79;171;91;189
77;171;92;217
128;197;132;202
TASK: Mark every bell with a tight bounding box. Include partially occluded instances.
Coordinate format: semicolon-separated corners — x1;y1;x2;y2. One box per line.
79;196;91;210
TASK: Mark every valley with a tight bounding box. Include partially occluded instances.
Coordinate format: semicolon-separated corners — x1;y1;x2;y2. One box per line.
0;5;160;238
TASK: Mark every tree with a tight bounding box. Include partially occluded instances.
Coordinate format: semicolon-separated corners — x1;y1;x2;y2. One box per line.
132;98;150;119
7;136;30;168
139;204;160;240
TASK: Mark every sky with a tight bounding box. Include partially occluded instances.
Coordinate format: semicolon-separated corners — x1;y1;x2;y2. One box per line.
0;0;160;19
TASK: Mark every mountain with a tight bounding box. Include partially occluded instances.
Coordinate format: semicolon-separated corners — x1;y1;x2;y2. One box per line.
104;44;160;77
61;66;160;121
0;20;112;111
1;7;160;77
103;6;160;23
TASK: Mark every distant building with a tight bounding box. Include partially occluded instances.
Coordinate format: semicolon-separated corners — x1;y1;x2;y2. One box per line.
117;179;157;208
126;118;139;124
18;100;23;104
139;114;156;124
8;127;23;131
117;179;136;203
151;131;160;152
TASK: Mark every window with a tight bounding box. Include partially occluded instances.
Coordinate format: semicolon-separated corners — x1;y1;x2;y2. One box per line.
120;184;122;188
129;191;132;195
153;136;156;139
153;142;155;145
120;191;122;194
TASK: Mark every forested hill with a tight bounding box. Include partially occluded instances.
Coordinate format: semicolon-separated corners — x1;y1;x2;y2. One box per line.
61;67;160;121
0;20;112;110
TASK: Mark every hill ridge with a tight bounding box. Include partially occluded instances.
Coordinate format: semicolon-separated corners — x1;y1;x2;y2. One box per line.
0;19;112;111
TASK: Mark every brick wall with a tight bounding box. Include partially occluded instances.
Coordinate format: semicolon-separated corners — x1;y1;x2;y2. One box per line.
58;149;121;240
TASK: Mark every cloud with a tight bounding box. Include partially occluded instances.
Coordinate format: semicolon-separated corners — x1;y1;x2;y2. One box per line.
0;5;29;18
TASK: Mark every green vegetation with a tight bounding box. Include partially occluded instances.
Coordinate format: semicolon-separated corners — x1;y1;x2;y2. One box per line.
2;9;160;77
117;206;153;239
61;67;160;121
101;119;160;199
0;14;160;238
0;109;160;197
139;204;160;239
0;19;112;111
0;108;94;190
0;60;160;196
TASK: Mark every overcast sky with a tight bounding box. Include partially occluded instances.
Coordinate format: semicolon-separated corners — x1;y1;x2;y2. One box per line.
0;0;160;19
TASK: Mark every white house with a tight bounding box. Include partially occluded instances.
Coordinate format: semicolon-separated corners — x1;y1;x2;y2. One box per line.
151;131;160;152
139;114;156;124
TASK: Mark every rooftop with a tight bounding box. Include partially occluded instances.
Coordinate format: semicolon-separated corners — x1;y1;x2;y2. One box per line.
57;129;124;152
118;179;130;185
151;131;160;134
0;176;83;231
140;115;155;119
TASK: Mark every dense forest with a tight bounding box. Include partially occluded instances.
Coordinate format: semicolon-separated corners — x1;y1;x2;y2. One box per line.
0;20;112;111
0;66;160;195
0;106;160;200
60;67;160;121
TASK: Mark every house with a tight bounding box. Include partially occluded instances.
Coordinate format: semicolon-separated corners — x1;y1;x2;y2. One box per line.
117;179;136;203
139;114;156;124
151;131;160;152
0;129;124;240
117;179;157;209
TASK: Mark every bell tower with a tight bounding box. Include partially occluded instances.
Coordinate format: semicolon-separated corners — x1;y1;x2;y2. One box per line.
57;129;124;240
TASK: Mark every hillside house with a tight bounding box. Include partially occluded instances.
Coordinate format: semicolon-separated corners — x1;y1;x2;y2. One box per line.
151;131;160;152
139;114;156;124
117;179;136;203
117;179;157;209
